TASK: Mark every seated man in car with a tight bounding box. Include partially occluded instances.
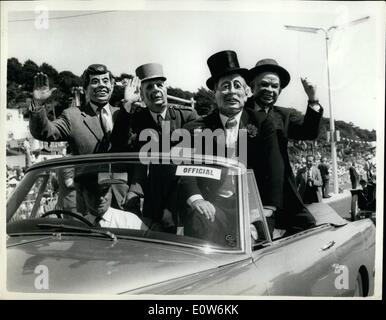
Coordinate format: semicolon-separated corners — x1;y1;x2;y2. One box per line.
76;172;148;230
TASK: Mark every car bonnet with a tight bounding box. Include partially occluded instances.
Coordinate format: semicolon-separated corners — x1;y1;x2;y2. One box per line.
7;235;237;295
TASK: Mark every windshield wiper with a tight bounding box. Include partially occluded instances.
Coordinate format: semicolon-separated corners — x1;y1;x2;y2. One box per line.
36;223;117;241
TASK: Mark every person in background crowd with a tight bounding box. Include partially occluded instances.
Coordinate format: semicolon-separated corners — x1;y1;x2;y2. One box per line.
296;155;323;204
22;138;33;168
15;168;24;181
349;161;360;189
110;73;134;108
318;157;331;198
358;179;376;212
29;64;121;154
246;58;323;233
56;146;77;213
31;149;42;164
364;154;375;183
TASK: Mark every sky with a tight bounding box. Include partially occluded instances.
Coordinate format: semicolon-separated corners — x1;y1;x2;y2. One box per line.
2;0;385;131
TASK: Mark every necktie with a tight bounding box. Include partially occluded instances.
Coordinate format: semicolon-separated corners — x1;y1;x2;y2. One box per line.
94;216;102;227
99;107;112;135
225;117;237;129
157;114;163;127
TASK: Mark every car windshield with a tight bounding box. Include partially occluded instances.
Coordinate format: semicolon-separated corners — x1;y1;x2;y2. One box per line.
7;156;243;251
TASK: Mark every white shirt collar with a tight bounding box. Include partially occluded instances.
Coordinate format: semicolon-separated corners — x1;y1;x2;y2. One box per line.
86;207;116;225
219;111;243;129
90;102;111;116
149;107;168;123
101;207;114;223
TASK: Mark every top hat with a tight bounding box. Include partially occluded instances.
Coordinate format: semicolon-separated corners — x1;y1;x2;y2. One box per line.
248;58;290;88
206;50;249;90
135;63;167;82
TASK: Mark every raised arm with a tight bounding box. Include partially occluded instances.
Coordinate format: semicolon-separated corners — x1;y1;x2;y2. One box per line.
29;73;71;142
287;78;323;140
110;77;142;152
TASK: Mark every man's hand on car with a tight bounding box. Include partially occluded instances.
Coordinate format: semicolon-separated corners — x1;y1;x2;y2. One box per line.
191;199;216;222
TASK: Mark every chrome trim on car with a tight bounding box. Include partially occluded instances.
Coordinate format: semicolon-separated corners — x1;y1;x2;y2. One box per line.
15;153;248;255
25;152;247;173
252;224;335;261
7;231;245;254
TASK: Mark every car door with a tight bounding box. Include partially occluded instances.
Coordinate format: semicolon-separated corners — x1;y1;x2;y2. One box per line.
246;171;341;296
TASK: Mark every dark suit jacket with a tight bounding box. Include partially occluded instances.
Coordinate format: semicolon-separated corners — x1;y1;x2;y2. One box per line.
245;99;323;213
29;103;120;155
110;104;199;152
181;108;284;209
318;163;330;181
109;104;199;223
349;166;359;188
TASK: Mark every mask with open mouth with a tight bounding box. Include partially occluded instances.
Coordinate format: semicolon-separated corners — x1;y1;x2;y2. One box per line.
87;72;114;104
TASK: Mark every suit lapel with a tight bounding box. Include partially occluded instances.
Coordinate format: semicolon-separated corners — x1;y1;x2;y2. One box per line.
165;106;178;133
144;108;158;129
269;106;285;132
110;105;120;123
81;103;103;141
239;109;250;130
206;110;223;130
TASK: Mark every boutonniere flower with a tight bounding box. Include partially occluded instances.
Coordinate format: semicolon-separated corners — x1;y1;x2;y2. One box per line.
246;124;258;138
127;128;138;145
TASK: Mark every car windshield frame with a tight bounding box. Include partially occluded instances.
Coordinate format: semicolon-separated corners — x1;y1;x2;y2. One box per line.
7;152;253;254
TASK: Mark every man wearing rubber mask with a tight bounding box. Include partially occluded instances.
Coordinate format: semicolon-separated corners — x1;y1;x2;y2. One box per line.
110;63;199;230
29;64;120;154
182;50;284;240
246;58;323;233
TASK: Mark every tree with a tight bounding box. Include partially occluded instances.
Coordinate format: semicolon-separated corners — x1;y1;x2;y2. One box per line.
193;87;215;115
167;87;193;100
58;71;81;95
7;58;23;83
39;62;59;87
21;60;39;91
116;73;133;82
7;82;29;108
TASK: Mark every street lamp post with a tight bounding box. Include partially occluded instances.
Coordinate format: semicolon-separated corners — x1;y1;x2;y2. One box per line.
284;16;369;194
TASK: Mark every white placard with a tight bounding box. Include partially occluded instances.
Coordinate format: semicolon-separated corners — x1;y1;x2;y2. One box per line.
175;165;221;180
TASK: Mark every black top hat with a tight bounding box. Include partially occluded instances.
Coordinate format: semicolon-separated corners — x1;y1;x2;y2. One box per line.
206;50;249;90
248;58;290;89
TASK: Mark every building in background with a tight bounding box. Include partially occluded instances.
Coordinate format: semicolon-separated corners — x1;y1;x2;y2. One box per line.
6;107;66;168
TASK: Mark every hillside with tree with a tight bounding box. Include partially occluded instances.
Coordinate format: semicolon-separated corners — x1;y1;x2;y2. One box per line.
7;57;376;159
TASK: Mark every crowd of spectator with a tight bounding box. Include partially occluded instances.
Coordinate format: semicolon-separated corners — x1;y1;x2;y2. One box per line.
291;149;376;193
